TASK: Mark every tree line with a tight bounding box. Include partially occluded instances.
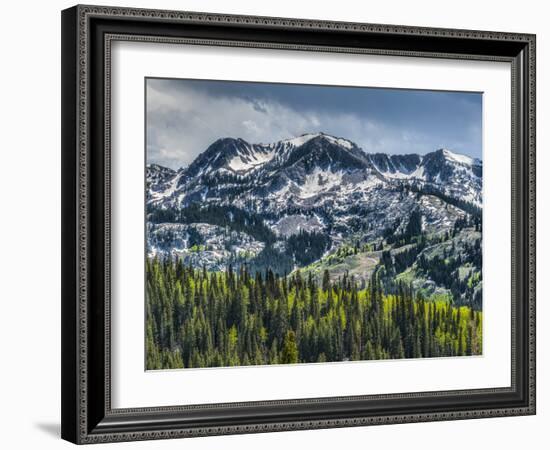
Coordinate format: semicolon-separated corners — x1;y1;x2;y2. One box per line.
146;257;482;370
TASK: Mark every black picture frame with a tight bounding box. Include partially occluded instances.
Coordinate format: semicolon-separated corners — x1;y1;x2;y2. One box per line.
61;4;536;444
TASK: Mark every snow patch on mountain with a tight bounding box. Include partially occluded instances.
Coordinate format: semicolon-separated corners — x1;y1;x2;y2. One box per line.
299;168;344;198
378;170;412;180
323;135;355;150
228;148;275;172
149;173;179;202
271;214;325;237
441;148;476;166
148;222;265;271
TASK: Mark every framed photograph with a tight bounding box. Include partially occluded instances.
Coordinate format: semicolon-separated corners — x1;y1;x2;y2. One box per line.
61;5;536;444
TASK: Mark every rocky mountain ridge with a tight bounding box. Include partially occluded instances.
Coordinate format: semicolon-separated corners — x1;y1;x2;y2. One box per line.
146;133;483;306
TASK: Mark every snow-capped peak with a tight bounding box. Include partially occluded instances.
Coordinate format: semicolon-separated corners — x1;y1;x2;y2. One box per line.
219;133;363;174
438;148;479;166
168;135;481;209
278;132;356;150
280;133;323;148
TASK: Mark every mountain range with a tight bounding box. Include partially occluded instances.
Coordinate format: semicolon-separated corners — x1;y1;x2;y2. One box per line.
146;132;483;307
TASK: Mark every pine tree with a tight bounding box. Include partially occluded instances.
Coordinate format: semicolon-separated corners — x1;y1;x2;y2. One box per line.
281;330;299;364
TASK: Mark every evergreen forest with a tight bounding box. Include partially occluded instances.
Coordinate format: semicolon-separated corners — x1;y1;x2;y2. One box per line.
146;257;482;370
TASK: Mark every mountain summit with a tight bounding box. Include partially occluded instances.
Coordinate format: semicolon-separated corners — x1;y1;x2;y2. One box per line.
149;133;481;210
183;132;369;177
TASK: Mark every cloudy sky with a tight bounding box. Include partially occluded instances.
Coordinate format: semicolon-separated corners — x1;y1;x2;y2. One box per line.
146;77;482;169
